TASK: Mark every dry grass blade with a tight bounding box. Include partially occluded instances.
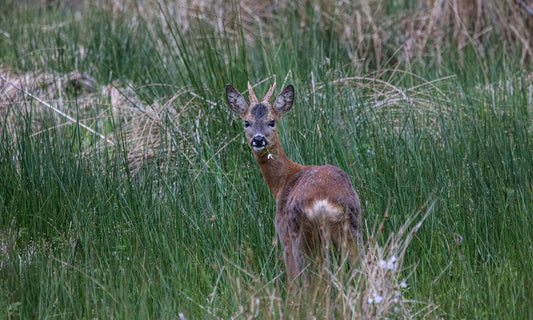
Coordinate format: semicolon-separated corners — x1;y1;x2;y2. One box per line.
1;75;115;146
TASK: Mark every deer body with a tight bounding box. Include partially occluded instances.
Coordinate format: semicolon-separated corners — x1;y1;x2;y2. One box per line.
225;82;362;281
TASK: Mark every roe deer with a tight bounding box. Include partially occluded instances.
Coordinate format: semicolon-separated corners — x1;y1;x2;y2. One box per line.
225;82;362;283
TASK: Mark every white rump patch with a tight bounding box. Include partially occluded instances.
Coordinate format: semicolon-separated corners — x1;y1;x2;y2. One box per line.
306;199;341;222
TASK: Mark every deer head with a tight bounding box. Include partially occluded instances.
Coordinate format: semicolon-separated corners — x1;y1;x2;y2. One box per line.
225;82;294;152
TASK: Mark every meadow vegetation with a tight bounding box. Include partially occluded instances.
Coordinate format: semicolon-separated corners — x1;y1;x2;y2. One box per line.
1;0;532;318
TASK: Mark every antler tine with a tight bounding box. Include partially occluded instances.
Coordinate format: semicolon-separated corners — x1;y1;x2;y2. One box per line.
262;81;277;103
248;81;259;104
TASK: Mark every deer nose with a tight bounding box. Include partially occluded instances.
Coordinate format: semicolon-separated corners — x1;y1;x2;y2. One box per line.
251;135;267;151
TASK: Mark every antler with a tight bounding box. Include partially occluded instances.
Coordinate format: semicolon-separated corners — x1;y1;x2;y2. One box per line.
262;81;276;103
248;81;259;104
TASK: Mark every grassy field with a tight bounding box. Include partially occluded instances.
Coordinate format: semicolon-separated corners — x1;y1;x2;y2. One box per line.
1;0;532;318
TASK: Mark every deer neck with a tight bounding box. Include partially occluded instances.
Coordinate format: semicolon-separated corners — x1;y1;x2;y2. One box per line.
253;137;303;202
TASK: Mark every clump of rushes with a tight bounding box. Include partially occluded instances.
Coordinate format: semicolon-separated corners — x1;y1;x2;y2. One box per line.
199;201;436;319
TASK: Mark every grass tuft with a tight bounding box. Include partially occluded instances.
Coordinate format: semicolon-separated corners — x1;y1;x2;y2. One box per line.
205;201;437;319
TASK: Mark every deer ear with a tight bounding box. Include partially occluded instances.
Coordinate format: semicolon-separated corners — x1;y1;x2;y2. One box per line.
225;84;248;116
273;85;294;115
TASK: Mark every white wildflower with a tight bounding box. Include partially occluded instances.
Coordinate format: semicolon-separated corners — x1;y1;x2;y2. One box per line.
373;294;384;304
379;257;396;270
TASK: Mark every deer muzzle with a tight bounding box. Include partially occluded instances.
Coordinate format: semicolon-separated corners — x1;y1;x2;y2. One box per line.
251;135;267;151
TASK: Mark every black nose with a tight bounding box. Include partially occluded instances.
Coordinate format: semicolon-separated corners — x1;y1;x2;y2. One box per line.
251;136;266;148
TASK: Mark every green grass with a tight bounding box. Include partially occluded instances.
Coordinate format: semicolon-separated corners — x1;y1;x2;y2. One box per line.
1;0;533;318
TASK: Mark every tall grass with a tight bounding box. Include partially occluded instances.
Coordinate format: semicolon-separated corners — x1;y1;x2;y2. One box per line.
1;0;533;318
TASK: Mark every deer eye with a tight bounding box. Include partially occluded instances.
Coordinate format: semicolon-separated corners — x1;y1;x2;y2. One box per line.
244;120;251;128
268;120;275;128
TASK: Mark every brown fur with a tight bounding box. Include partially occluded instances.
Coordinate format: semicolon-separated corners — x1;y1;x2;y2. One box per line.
225;83;362;283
